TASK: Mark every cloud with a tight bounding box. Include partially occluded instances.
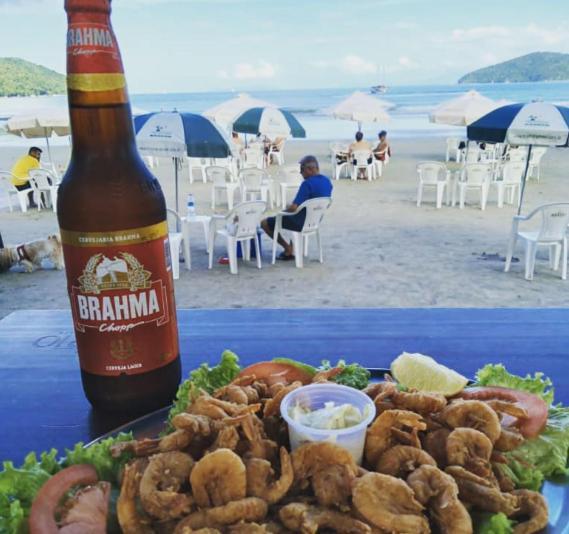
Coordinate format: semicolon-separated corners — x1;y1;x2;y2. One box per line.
398;56;416;68
217;60;277;80
451;26;511;42
340;55;377;74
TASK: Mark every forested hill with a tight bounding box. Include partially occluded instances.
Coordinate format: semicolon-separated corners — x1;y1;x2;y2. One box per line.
459;52;569;83
0;58;66;97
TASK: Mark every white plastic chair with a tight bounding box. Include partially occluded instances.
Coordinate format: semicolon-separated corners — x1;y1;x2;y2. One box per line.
239;168;272;207
271;197;332;268
187;157;210;183
29;169;58;212
507;147;527;162
446;138;461;162
416;162;450;209
458;163;492;210
167;208;190;279
505;203;569;281
528;147;547;181
464;145;481;163
212;157;238;181
330;143;350;180
206;166;239;211
0;171;30;213
242;148;264;170
495;161;525;208
279;165;302;209
268;138;286;166
208;200;266;274
351;150;374;181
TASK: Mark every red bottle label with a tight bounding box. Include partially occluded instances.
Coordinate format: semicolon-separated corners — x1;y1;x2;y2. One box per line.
66;10;126;91
60;222;179;376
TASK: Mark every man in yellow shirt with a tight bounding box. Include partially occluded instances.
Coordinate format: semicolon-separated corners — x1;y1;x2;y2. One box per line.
10;147;42;208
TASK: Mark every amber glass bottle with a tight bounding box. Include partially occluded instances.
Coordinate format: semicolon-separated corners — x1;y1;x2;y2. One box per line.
58;0;181;414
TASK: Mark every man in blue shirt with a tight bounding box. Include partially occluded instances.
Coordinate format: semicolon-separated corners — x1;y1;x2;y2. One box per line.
261;155;333;260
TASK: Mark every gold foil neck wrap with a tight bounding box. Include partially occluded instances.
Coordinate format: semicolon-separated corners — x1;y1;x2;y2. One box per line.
67;73;126;92
61;221;168;247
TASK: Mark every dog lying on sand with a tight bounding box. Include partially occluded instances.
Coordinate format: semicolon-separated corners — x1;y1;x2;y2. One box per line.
0;235;64;273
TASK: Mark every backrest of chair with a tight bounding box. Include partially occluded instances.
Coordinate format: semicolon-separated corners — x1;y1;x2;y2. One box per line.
228;201;266;238
353;150;371;166
28;169;53;189
465;147;480;163
298;197;332;232
464;163;491;185
536;204;569;241
417;162;446;184
243;148;262;166
281;165;302;184
166;208;181;233
508;147;527;162
239;168;264;189
502;161;525;185
446;137;460;150
530;147;547;165
206;166;230;186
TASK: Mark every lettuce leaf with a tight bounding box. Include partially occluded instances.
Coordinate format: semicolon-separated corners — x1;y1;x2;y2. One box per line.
63;432;133;484
165;350;241;432
319;359;370;390
473;512;515;534
475;364;554;405
495;457;544;491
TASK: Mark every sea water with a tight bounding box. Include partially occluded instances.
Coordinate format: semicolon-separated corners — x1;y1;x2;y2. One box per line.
1;81;569;144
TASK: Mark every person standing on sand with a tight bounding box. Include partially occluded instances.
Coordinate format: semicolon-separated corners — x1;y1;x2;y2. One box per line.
261;155;332;260
10;147;43;208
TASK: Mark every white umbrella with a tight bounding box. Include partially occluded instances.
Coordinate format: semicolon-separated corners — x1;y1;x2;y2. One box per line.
204;93;273;128
6;108;70;169
327;91;392;130
429;90;498;126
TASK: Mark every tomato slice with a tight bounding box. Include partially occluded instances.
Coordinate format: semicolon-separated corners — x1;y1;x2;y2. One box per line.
238;361;313;385
29;464;98;534
460;386;548;438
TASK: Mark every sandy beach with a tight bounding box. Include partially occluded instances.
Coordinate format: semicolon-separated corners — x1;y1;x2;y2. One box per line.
1;136;568;319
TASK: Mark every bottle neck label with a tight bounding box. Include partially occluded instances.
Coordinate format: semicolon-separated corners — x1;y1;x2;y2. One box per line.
60;221;179;376
67;11;126;93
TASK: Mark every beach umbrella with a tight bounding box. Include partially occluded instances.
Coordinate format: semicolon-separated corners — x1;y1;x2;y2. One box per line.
327;91;392;131
134;111;232;217
6;108;70;169
204;93;273;128
231;107;306;138
430;90;498;126
467;101;569;213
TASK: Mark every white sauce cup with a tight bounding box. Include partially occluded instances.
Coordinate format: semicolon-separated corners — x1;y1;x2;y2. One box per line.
280;383;376;464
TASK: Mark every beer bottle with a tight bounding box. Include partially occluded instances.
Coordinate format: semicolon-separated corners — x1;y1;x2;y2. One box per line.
58;0;181;413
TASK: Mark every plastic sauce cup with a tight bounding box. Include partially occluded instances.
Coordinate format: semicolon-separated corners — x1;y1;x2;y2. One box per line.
280;383;376;465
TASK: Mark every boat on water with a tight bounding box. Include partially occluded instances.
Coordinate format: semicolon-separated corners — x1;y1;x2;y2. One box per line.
370;84;388;94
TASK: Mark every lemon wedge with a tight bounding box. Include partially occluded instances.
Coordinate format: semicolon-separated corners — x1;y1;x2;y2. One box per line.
390;352;468;396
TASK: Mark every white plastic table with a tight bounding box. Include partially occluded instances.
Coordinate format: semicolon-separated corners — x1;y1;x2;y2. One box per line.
182;215;211;259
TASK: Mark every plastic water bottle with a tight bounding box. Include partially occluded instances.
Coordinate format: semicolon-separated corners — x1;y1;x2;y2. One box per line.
187;193;196;218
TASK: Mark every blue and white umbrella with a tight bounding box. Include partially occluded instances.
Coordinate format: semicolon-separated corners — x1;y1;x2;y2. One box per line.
467;101;569;213
232;107;306;138
134;111;232;215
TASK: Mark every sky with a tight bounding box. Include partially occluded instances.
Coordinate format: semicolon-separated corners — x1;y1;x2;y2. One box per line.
1;0;569;94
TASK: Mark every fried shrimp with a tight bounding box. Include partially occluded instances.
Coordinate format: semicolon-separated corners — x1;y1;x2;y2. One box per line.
139;451;194;520
311;367;344;383
495;426;525;452
190;448;247;507
391;390;447;415
111;429;194;457
485;400;528;420
246;447;293;504
511;489;548;534
291;442;358;483
117;461;153;534
311;464;355;508
364;409;426;466
446;466;519;515
278;502;371;534
352;472;430;533
263;381;302;418
173;497;268;532
187;393;262;419
423;428;451;468
439;400;501;444
376;445;437;477
446;428;493;477
407;465;473;534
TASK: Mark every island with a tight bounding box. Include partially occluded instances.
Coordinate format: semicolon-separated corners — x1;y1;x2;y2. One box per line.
458;52;569;84
0;57;66;97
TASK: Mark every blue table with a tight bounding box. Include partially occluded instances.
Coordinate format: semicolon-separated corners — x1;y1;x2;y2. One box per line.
1;308;568;464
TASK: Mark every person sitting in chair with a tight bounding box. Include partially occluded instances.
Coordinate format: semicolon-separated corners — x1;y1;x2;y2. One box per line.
10;147;43;208
261;155;332;261
373;130;391;161
349;132;372;179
